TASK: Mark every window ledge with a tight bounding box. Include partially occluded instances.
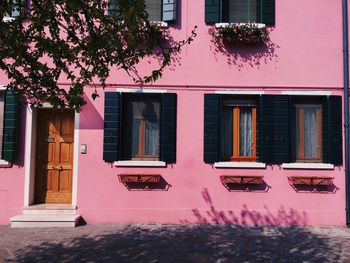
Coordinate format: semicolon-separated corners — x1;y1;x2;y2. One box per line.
149;21;168;28
114;161;166;167
215;23;266;29
0;160;11;168
214;162;266;168
281;163;334;170
2;16;16;22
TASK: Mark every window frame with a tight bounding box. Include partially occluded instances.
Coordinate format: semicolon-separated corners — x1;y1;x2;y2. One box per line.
121;93;161;161
221;98;257;162
295;103;323;163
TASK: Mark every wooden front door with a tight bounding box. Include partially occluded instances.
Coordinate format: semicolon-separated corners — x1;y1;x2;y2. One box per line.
35;109;74;204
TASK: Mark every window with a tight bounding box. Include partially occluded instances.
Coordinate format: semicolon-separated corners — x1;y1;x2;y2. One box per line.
295;104;322;162
222;0;257;23
205;0;275;25
103;92;177;164
9;0;27;18
204;94;342;166
121;94;160;160
220;99;256;161
108;0;176;22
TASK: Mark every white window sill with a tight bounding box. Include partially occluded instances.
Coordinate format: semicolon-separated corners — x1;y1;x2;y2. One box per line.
214;162;266;168
215;23;266;29
149;21;168;28
2;16;16;22
114;161;166;167
281;163;334;170
0;160;11;168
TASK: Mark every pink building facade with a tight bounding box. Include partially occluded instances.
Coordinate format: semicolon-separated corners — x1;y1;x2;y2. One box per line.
0;0;348;226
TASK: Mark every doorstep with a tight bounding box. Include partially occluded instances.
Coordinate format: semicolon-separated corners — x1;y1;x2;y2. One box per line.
10;204;80;228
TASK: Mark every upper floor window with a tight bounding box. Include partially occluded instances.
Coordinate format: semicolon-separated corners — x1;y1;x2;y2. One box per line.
205;0;275;25
108;0;177;22
9;0;27;18
222;0;257;23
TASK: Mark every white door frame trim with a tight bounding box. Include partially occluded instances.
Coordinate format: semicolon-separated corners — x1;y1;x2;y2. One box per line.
23;105;79;207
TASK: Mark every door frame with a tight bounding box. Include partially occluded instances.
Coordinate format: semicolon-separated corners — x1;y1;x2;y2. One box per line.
23;104;80;207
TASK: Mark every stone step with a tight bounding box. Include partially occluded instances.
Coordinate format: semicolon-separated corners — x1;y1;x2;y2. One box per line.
10;214;81;228
23;209;77;215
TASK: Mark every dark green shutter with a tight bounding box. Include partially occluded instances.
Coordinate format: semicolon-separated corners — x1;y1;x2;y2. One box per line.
260;0;275;25
103;92;121;162
162;0;176;22
260;95;290;164
204;94;220;163
289;96;297;162
2;89;19;162
323;96;342;165
160;93;177;163
205;0;221;23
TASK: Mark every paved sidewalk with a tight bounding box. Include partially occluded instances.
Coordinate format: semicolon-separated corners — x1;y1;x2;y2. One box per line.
1;224;350;262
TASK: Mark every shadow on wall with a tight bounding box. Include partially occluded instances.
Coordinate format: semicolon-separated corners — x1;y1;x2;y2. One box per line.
12;223;343;262
180;188;308;226
79;94;104;130
210;27;280;71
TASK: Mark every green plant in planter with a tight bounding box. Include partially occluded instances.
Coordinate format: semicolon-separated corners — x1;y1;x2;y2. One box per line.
212;24;270;46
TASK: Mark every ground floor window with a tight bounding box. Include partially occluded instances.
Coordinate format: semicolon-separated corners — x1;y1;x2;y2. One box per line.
221;98;256;162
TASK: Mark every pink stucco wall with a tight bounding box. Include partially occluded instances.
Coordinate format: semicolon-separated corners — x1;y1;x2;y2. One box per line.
0;0;348;225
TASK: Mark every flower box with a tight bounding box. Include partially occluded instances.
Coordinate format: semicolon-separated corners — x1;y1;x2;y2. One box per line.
288;176;334;186
118;174;161;183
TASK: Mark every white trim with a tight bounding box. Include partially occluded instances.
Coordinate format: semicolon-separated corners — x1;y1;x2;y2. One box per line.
0;85;7;91
215;23;266;29
281;91;332;96
24;106;35;207
116;88;167;93
214;162;266;168
0;160;10;167
71;113;79;207
281;163;334;170
114;161;166;167
215;90;265;95
2;16;15;22
149;21;168;28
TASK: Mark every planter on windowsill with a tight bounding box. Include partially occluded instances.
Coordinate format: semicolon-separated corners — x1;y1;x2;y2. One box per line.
211;23;270;46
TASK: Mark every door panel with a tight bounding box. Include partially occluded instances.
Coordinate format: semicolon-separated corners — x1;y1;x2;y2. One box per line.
34;109;74;204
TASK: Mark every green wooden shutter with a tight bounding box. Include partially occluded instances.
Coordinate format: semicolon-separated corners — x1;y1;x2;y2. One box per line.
2;89;19;162
323;96;342;165
260;0;275;25
260;95;290;164
160;93;177;163
103;92;121;162
205;0;221;23
162;0;176;22
204;94;220;163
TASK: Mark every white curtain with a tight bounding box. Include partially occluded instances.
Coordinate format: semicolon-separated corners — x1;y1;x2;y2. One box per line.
239;107;252;156
145;119;160;156
304;107;318;158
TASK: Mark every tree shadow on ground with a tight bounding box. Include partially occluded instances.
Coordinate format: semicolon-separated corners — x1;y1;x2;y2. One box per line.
11;223;344;262
11;186;345;263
